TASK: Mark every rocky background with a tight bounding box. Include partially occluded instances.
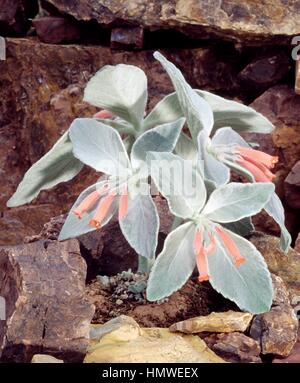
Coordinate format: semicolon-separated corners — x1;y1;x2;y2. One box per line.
0;0;300;363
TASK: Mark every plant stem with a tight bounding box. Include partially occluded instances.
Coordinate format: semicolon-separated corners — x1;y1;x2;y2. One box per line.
138;255;154;274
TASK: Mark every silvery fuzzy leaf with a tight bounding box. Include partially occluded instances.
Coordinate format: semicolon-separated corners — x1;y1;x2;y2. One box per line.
59;181;117;241
196;90;274;134
94;118;135;136
84;64;148;128
223;217;254;237
197;131;230;186
154;52;214;139
175;132;198;162
202;182;274;223
119;184;159;259
212;126;249;147
147;151;206;219
264;193;291;253
147;222;196;301
69;118;131;176
208;228;273;314
131;117;185;169
143;90;274;135
7;131;83;207
142;92;182;131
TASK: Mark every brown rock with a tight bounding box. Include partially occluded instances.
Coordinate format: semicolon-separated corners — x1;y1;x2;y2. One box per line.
295;233;300;253
24;196;172;279
169;311;253;334
0;239;94;362
0;0;38;35
284;160;300;209
33;17;81;44
204;332;261;363
273;327;300;363
111;27;144;50
250;233;300;302
271;274;291;307
296;60;300;95
250;85;300;172
249;273;298;358
85;315;225;363
250;304;298;357
238;53;290;90
43;0;300;43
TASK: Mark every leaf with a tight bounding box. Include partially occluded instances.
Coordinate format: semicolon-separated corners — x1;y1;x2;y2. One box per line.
175;132;198;162
208;228;273;314
7;131;83;207
212;126;249;147
196;90;274;134
69;118;130;176
147;222;196;301
84;64;148;127
131;117;185;168
197;131;230;186
223;217;254;237
58;181;117;241
202;182;274;223
94;118;135;136
119;184;159;259
143;90;274;135
154;52;214;139
264;193;291;253
143;92;182;131
147;151;206;219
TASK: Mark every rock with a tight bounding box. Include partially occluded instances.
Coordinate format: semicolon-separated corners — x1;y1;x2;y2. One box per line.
250;233;300;302
0;239;95;363
250;304;298;357
295;233;300;253
272;274;291;307
284;161;300;209
111;27;144;50
296;60;300;95
237;53;290;91
25;196;172;279
31;354;64;363
43;0;300;43
204;332;261;363
0;0;38;35
33;17;81;44
169;311;253;334
1;38;235;246
84;315;225;363
250;85;300;172
249;272;298;358
273;327;300;363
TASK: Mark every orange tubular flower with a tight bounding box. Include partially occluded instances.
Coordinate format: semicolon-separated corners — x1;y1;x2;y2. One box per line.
205;233;216;256
73;186;107;219
193;230;209;282
235;146;278;183
216;227;245;267
89;192;116;229
118;186;129;220
93;110;114;119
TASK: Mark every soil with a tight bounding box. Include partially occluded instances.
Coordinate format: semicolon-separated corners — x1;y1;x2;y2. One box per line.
86;271;237;327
